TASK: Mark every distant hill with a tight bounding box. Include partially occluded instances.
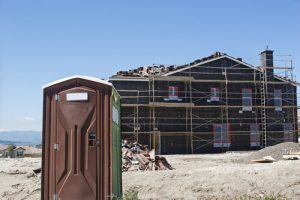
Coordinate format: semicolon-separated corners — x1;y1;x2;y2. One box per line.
0;139;17;144
0;131;42;145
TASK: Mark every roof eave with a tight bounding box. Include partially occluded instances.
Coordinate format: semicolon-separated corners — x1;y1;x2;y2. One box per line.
109;77;149;81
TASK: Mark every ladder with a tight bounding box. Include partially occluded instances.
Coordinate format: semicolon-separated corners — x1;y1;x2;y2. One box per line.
259;69;267;147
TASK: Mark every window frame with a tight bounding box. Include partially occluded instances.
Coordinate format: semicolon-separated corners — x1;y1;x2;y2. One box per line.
274;89;282;111
16;149;24;157
210;87;220;101
168;86;179;100
250;124;260;147
242;88;252;111
213;124;231;147
283;123;293;142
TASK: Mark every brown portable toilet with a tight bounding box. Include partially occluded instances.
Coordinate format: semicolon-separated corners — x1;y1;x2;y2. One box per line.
42;75;121;200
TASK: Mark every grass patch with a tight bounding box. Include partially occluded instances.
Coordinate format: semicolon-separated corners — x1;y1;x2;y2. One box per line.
118;186;140;200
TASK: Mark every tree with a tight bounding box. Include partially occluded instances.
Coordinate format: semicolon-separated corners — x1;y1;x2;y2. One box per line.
6;144;15;157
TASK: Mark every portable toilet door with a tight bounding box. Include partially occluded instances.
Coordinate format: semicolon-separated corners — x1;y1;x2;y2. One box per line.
42;75;119;200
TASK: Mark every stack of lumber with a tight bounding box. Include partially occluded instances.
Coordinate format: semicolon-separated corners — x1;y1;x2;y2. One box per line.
122;140;173;172
282;151;300;160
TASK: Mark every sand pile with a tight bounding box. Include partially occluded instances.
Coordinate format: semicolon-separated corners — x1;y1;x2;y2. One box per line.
236;142;300;163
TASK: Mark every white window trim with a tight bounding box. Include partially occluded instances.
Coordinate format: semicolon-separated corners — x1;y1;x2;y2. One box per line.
210;87;220;101
242;89;252;111
274;89;282;111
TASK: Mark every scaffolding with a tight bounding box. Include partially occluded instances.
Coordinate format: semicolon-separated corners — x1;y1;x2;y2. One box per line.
115;56;298;154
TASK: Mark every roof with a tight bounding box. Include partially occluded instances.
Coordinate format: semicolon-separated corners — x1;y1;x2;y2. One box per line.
162;54;256;76
14;147;26;150
20;146;42;154
0;145;42;154
43;75;112;89
109;52;297;86
0;145;25;151
0;144;7;151
110;52;256;78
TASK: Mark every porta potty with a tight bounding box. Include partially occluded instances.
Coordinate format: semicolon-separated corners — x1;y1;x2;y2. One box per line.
42;76;122;200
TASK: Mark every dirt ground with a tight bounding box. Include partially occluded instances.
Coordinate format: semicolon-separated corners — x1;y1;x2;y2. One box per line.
123;152;300;200
0;151;299;200
0;158;41;200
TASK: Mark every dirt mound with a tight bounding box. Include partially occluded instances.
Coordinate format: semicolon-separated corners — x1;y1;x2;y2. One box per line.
236;142;300;164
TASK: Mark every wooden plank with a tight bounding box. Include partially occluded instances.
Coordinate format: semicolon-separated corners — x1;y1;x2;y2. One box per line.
282;155;300;160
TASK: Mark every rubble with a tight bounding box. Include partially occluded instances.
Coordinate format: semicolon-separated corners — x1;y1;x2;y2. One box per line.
251;156;275;163
122;140;173;171
27;172;36;178
33;168;41;174
115;65;175;77
113;52;226;77
7;170;26;175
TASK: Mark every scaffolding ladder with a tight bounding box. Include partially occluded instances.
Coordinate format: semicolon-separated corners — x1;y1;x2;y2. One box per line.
259;69;267;147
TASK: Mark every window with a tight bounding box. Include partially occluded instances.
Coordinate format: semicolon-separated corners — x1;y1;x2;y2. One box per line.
283;123;293;142
274;89;282;111
210;88;220;101
168;86;178;100
213;124;230;147
16;149;23;157
242;89;252;111
164;86;182;102
250;124;260;147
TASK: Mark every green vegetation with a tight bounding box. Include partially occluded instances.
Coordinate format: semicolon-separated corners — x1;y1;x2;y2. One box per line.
6;144;15;155
119;186;139;200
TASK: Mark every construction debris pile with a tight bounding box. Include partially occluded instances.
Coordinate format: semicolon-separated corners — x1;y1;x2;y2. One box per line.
115;65;175;77
114;52;225;77
122;140;173;171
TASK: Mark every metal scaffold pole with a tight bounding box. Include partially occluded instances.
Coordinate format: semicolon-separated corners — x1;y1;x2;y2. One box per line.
115;55;298;152
189;74;193;153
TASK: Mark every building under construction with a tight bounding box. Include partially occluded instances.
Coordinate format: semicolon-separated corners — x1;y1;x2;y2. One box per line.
109;50;298;154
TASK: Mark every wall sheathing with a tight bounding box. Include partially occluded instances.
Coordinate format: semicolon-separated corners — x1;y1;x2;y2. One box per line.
110;56;298;154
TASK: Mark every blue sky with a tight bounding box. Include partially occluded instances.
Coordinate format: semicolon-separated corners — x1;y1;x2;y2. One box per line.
0;0;299;131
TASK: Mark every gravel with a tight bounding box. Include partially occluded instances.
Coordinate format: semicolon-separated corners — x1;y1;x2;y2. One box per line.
236;142;300;163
